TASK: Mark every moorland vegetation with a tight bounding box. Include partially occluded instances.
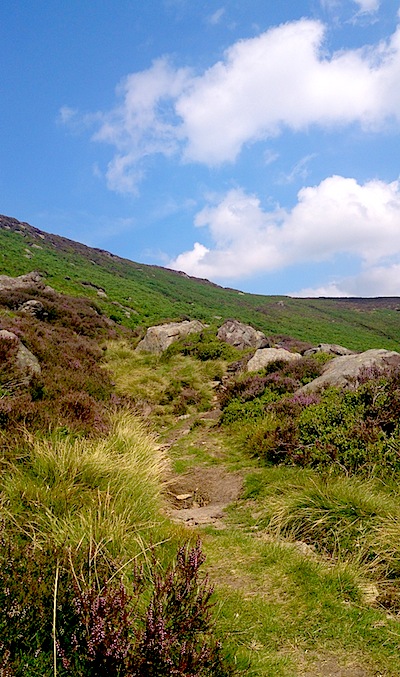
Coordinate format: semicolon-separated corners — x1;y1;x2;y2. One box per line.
1;216;400;676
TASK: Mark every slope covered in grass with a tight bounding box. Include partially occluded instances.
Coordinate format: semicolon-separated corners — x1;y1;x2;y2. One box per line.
2;214;400;675
1;213;400;351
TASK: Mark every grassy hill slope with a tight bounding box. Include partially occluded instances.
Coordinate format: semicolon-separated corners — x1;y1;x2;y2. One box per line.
1;213;400;351
2;214;400;675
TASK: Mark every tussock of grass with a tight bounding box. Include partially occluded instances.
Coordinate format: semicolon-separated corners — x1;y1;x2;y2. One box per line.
1;411;168;557
234;467;400;584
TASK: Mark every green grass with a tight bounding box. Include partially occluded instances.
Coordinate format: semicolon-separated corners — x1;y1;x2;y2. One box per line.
203;529;400;676
2;218;400;351
1;411;170;559
3;215;400;674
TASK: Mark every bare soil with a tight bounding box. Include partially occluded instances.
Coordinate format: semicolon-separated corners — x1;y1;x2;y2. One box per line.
166;465;243;528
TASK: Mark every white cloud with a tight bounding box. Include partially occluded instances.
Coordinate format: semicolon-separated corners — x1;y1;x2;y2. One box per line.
169;176;400;283
353;0;380;14
58;106;77;124
207;8;225;25
277;154;316;184
290;282;352;297
91;57;191;193
177;19;400;164
67;17;400;190
292;262;400;297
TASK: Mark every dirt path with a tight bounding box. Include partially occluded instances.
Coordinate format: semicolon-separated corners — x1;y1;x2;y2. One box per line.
161;410;378;677
161;410;244;527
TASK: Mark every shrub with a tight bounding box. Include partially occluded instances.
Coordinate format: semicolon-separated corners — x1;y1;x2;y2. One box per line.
0;536;233;677
0;291;115;446
162;330;240;363
242;369;400;475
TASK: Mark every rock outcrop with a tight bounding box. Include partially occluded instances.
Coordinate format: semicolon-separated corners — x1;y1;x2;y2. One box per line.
0;329;41;384
246;347;302;372
300;349;400;393
303;343;354;357
217;319;269;350
19;299;45;318
0;271;45;292
136;320;206;354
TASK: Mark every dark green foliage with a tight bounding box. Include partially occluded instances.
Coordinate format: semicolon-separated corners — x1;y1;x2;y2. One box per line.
218;357;324;426
240;367;400;475
162;329;240;363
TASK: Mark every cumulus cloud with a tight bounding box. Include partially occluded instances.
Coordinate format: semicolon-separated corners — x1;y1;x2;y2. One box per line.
64;17;400;191
91;57;191;193
169;176;400;286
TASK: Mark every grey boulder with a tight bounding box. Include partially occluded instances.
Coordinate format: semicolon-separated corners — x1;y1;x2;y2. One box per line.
247;347;302;372
300;348;400;393
136;320;206;354
217;319;269;350
303;343;354;357
0;329;41;384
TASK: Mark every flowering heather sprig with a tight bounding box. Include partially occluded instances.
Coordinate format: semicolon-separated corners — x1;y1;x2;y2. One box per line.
286;392;321;408
66;581;133;670
135;539;230;676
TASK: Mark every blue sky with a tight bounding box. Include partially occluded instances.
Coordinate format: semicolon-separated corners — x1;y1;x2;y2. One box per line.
2;0;400;296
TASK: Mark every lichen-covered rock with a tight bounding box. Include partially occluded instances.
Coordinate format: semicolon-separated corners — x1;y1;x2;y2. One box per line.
300;348;400;393
246;347;302;372
0;329;41;383
0;271;45;292
303;343;354;357
136;320;206;354
19;299;45;318
217;319;269;350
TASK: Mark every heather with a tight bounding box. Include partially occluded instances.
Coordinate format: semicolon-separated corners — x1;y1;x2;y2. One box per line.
0;289;234;676
0;537;230;677
2;216;400;674
220;359;400;476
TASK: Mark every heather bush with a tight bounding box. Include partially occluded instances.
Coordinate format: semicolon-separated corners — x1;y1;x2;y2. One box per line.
240;368;400;475
218;356;323;412
0;287;111;337
0;292;115;443
134;540;230;677
0;536;232;677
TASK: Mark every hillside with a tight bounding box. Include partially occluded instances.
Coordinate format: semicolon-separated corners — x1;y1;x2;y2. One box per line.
2;215;400;676
1;214;400;351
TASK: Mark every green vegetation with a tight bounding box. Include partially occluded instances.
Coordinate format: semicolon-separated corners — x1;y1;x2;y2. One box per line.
2;215;400;350
2;215;400;675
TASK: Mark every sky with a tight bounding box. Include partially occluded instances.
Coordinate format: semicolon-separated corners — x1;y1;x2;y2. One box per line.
2;1;400;297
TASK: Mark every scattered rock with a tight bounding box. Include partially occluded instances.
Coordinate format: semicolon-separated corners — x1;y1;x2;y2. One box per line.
19;299;45;318
217;319;269;350
303;343;355;357
0;271;45;292
170;504;227;528
136;320;206;354
247;347;302;372
300;348;400;393
0;329;41;384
